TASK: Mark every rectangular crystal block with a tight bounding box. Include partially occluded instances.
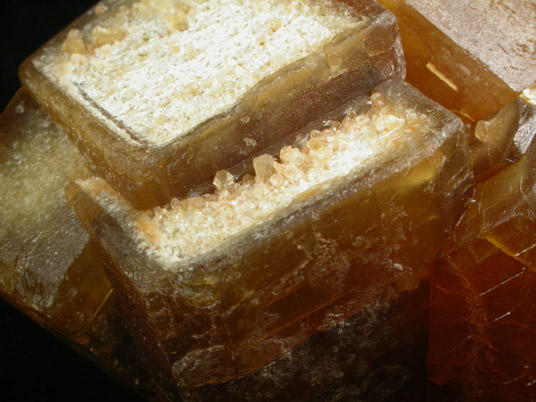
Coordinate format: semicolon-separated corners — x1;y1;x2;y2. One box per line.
20;0;405;209
68;79;473;397
0;90;151;396
429;99;536;401
377;0;536;122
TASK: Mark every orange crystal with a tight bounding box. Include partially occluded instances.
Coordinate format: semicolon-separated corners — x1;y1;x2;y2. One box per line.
378;0;536;122
429;98;536;401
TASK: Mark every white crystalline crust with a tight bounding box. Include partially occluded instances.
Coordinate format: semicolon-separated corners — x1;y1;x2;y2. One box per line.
137;97;426;267
0;97;92;306
44;0;361;146
522;85;536;106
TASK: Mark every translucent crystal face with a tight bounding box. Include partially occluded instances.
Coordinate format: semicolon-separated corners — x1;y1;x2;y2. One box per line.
47;0;361;145
404;0;536;92
0;92;93;310
23;0;403;210
138;94;426;267
378;0;536;122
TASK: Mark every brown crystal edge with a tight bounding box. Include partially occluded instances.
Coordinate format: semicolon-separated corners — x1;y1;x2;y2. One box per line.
20;0;405;210
378;0;517;123
184;282;430;402
66;79;474;396
66;179;181;401
0;89;156;400
0;274;156;400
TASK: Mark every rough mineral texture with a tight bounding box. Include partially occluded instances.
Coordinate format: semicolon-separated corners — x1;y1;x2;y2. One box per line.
0;90;152;397
20;0;405;209
429;99;536;401
377;0;536;122
68;80;473;399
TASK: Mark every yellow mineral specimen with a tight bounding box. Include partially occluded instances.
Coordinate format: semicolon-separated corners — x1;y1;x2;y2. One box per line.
68;80;473;398
429;98;536;401
378;0;536;122
20;0;406;209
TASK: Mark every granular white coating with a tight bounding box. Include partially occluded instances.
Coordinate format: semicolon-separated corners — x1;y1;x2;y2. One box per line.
522;85;536;106
139;98;425;267
52;0;361;145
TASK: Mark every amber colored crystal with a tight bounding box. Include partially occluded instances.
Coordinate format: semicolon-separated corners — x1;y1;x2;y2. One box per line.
0;90;152;396
377;0;536;122
470;98;536;182
20;0;405;210
429;100;536;401
68;80;473;398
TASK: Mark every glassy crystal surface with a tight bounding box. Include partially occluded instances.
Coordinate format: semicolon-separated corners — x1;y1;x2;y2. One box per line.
470;98;536;182
20;0;405;209
0;90;151;396
377;0;536;122
429;100;536;401
68;80;473;398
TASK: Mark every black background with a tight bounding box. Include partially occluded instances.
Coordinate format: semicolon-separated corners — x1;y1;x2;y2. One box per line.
0;1;144;400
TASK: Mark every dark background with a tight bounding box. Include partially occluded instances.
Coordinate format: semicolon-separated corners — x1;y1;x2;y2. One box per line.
0;1;144;400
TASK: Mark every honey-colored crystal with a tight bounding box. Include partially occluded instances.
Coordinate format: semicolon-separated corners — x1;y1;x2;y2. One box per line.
429;100;536;401
0;90;151;396
377;0;536;122
68;80;473;398
20;0;405;209
470;98;536;182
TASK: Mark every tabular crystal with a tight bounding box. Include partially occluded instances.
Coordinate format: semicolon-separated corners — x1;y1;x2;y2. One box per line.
429;98;536;401
21;0;405;209
378;0;536;122
68;80;473;399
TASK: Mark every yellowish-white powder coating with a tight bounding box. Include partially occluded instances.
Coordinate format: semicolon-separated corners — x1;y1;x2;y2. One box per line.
0;95;93;303
138;96;425;267
522;85;536;106
52;0;361;145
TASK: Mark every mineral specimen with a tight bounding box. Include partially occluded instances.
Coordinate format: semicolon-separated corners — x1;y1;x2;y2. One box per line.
185;283;430;401
0;89;151;396
470;98;536;182
20;0;405;210
429;98;536;401
377;0;536;122
67;79;473;399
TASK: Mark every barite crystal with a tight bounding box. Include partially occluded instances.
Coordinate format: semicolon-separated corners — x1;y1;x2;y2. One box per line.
0;90;151;396
20;0;405;209
470;98;536;182
377;0;536;122
67;80;473;399
429;98;536;401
